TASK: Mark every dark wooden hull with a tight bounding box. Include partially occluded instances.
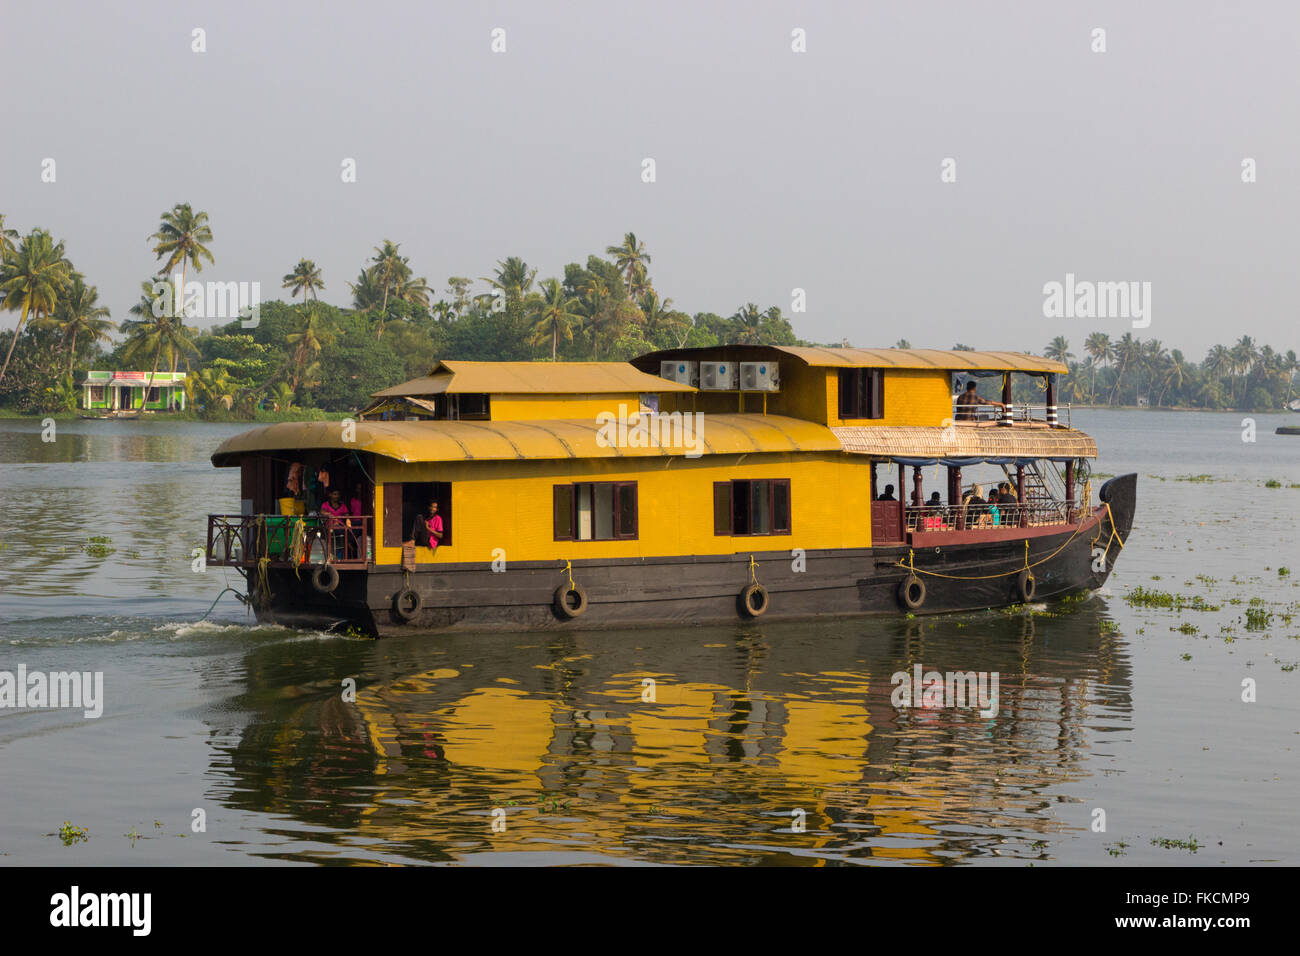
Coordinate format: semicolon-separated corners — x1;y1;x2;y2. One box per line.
245;474;1136;638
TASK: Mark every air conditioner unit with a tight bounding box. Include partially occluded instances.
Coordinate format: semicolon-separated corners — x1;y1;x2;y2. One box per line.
740;361;779;391
659;360;699;387
699;361;738;390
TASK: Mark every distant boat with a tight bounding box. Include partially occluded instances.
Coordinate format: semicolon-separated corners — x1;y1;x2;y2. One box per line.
1286;398;1300;412
78;409;141;421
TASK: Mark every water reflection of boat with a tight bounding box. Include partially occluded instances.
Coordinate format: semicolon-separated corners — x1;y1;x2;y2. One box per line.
205;347;1136;636
212;609;1132;864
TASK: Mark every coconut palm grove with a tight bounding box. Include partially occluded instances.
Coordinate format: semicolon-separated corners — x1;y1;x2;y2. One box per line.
1;205;1295;418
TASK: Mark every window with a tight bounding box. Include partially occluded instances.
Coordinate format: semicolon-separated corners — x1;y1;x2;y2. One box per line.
146;386;160;403
382;481;452;548
838;368;883;419
713;479;791;536
89;386;104;402
453;393;491;420
554;482;637;540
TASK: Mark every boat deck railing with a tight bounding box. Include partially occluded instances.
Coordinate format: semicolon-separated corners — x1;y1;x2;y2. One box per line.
904;500;1076;534
206;514;373;569
952;402;1071;428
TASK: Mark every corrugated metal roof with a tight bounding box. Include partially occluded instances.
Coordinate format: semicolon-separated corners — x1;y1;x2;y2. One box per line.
832;425;1097;459
211;414;841;466
372;360;696;398
774;346;1067;374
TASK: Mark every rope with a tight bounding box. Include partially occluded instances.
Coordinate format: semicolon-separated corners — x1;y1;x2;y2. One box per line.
896;514;1094;581
198;586;247;621
1090;500;1127;556
561;559;575;590
748;554;759;585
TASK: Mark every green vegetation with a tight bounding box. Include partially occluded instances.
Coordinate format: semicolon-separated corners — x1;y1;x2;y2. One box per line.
55;822;88;846
1125;586;1221;611
1264;479;1282;488
83;535;115;558
1245;607;1272;630
1150;835;1200;852
3;208;1297;417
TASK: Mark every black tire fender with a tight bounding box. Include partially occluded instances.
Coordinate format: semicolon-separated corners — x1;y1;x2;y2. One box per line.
393;587;422;623
898;575;926;610
739;583;769;617
554;583;588;618
311;563;340;594
1016;569;1036;603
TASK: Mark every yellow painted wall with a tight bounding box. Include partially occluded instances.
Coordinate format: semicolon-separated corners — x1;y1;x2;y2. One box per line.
374;451;873;565
490;392;654;421
829;368;953;428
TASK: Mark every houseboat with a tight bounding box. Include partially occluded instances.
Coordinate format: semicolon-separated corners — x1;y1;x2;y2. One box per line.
205;347;1136;636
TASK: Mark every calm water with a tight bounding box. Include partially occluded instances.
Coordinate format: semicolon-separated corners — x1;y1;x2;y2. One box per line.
1;411;1297;865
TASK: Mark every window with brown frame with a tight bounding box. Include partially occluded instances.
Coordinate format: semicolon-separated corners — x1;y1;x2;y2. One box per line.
713;479;791;536
838;368;883;419
553;482;637;540
382;481;452;548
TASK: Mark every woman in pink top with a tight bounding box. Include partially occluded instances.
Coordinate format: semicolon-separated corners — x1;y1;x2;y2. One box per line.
406;500;444;552
320;489;351;558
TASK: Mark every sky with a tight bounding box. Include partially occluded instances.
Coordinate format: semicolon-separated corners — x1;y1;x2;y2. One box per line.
2;0;1297;360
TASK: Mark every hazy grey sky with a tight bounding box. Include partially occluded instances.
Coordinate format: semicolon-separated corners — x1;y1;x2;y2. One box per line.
3;0;1297;358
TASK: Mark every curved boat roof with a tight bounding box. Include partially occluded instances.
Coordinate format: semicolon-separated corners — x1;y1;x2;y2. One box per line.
211;414;841;466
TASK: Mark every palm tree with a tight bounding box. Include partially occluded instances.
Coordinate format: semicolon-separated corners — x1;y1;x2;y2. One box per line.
1229;335;1257;405
369;240;410;319
1204;344;1231;398
150;203;214;322
281;259;325;303
480;256;537;309
606;232;651;298
577;275;611;359
1158;349;1190;406
1084;332;1112;404
638;290;687;348
38;273;114;376
0;229;72;387
390;271;431;311
0;213;18;260
1141;339;1168;404
1283;350;1298;405
124;279;198;410
526;278;583;360
186;366;236;413
284;304;331;393
731;303;768;345
349;267;385;311
1109;333;1141;404
1045;336;1073;364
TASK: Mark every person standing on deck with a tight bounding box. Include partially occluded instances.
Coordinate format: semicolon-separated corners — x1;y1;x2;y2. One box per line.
955;380;1007;421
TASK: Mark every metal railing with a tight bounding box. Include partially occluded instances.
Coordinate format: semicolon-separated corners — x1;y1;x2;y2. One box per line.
206;514;373;569
904;500;1073;533
951;402;1070;427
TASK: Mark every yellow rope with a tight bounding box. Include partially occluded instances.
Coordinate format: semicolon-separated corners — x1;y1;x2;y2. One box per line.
895;514;1093;581
749;554;759;585
1090;500;1127;556
562;559;575;590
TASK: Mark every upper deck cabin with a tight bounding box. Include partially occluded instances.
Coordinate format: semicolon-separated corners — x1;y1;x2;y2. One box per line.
631;344;1070;429
358;360;695;423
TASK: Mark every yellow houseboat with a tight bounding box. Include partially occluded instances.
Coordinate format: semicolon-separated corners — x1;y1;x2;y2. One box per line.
206;346;1135;636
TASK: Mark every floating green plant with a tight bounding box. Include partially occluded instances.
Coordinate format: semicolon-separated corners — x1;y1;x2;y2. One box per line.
1151;836;1200;852
1245;607;1272;630
55;822;88;846
1264;479;1282;488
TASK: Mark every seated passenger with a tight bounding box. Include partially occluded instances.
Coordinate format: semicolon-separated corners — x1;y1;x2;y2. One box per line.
320;489;351;558
967;483;990;527
405;500;444;552
877;484;897;501
955;380;1007;421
